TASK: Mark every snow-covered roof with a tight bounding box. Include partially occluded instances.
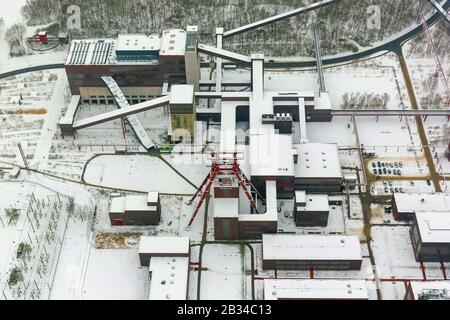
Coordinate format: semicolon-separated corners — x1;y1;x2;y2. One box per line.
264;279;369;300
147;192;159;205
315;92;332;110
295;143;342;179
415;211;450;244
394;193;450;213
124;195;156;212
295;190;307;205
116;34;161;53
249;133;295;177
262;234;362;261
214;198;239;218
160;29;187;56
408;281;450;300
169;85;194;106
109;197;126;213
148;256;189;300
139;236;190;256
297;194;329;212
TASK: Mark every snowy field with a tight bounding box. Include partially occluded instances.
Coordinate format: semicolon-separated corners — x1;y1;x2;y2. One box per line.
225;54;406;110
83;155;197;194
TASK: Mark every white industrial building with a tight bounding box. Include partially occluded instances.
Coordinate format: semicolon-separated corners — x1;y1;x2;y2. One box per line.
410;211;450;262
138;236;190;300
392;192;450;221
262;234;363;270
264;279;369;300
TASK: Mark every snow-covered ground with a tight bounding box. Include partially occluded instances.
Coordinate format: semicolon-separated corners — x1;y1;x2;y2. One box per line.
83;155;196;194
371;226;448;280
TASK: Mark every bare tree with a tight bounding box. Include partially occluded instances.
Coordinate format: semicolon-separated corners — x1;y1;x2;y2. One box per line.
4;23;27;57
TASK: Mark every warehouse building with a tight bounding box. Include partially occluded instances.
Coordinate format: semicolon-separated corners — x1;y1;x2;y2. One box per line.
262;234;363;270
264;279;369;300
404;281;450;300
138;236;190;300
410;211;450;262
392;192;450;221
109;192;161;226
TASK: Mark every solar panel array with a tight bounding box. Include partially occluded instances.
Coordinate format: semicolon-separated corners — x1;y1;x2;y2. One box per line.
67;41;113;65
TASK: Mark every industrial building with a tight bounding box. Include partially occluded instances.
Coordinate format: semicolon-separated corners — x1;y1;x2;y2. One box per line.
264;279;369;300
392;192;450;221
138;236;190;300
262;234;363;270
109;192;161;226
65;29;199;100
410;211;450;262
59;20;343;241
294;191;330;227
404;281;450;300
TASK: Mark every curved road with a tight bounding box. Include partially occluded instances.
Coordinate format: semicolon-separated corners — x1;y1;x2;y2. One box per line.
0;1;449;77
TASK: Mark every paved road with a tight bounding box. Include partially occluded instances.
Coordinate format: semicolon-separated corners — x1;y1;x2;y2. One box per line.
397;51;443;193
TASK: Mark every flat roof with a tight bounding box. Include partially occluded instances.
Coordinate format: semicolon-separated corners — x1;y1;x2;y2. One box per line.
297;194;329;212
394;193;450;213
295;190;307;204
408;281;450;300
264;279;369;300
249;133;295;177
262;234;362;261
139;236;190;256
214;198;239;218
147;192;159;204
66;39;115;65
295;143;342;179
109;197;125;213
169;85;194;105
125;195;156;212
415;211;450;243
148;256;189;300
116;34;161;52
160;29;187;56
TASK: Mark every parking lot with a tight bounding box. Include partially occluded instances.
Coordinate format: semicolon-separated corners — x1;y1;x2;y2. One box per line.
371;179;435;196
368;158;430;179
